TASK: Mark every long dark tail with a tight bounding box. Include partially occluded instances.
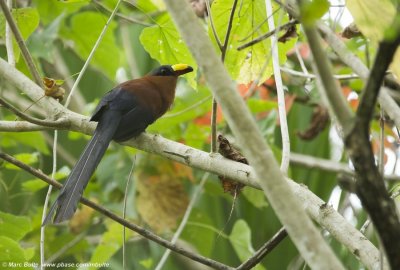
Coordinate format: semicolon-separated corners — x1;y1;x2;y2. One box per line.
43;111;121;225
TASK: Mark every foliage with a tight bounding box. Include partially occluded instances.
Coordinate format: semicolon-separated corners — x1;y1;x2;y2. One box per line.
0;0;398;269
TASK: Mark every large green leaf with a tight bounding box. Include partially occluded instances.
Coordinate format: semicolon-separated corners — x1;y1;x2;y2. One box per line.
61;11;122;79
0;8;39;62
210;0;296;84
33;0;88;25
140;14;197;88
0;212;32;241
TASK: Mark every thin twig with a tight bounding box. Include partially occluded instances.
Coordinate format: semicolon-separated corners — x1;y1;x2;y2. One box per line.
0;0;43;87
155;173;209;270
236;227;288;270
5;0;15;66
205;0;222;50
265;0;290;174
237;19;298;50
123;157;136;270
211;0;239;153
280;67;359;80
40;129;58;270
0;97;69;128
93;0;153;27
64;0;123;107
45;232;86;263
0;152;233;270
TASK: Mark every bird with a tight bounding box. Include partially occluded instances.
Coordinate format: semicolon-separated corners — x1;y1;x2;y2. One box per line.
43;64;193;225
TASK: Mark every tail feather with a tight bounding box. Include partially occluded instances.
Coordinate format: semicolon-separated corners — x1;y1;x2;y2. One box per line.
43;111;121;225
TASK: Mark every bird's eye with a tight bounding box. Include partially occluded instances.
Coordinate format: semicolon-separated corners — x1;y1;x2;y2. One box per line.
161;68;167;75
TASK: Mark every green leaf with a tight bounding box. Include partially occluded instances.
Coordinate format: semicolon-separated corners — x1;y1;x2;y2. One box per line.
229;220;265;270
86;222;132;269
300;0;330;25
247;98;277;114
61;11;122;79
0;212;32;241
2;132;49;155
33;0;88;25
140;14;197;88
210;0;296;84
181;209;215;256
0;7;40;62
28;13;65;60
4;153;38;170
0;237;28;267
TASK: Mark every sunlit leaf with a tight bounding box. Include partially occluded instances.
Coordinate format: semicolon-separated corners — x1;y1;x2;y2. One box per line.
300;0;330;25
346;0;396;42
140;14;197;88
210;0;296;84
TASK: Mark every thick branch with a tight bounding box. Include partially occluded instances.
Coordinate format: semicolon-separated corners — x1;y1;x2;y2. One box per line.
0;97;69;128
165;1;344;269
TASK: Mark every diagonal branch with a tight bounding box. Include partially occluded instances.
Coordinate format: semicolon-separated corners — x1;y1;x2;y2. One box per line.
0;152;234;270
164;1;345;269
236;227;288;270
237;19;298;50
0;0;43;87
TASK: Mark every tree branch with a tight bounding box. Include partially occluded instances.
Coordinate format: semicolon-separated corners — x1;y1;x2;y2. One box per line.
237;20;298;50
344;31;400;268
236;227;288;270
164;1;345;269
0;97;69;128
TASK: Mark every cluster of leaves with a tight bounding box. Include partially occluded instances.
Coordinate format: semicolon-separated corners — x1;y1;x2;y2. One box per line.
1;0;399;269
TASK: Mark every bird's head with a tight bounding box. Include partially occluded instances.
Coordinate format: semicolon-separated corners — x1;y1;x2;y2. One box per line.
149;64;193;77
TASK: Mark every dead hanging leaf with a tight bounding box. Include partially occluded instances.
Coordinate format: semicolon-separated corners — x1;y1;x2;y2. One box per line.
341;23;362;39
43;77;66;101
278;24;298;43
217;135;247;196
135;155;190;234
297;105;330;140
